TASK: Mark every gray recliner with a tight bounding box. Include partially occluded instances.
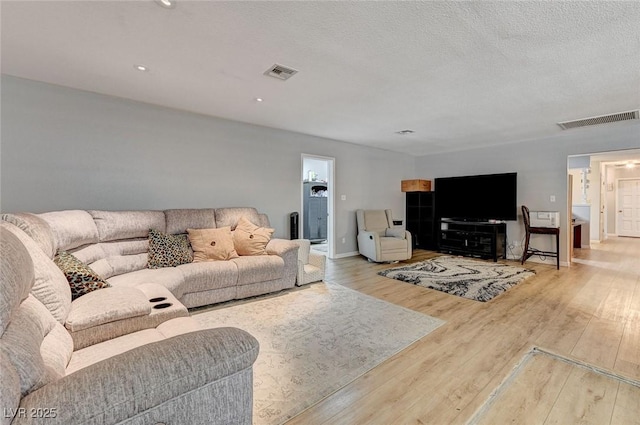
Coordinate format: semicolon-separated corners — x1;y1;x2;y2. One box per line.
356;209;412;262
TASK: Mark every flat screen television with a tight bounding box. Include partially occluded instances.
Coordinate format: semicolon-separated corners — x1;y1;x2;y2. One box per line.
435;172;517;221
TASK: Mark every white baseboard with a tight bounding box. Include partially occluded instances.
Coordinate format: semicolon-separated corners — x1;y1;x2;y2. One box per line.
333;251;360;259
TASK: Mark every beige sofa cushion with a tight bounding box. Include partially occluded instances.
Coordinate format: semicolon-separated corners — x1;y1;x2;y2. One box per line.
66;317;202;375
89;253;149;280
38;210;99;251
232;255;284;285
380;236;409;251
74;240;149;279
89;210;166;242
65;287;151;332
361;209;390;232
177;261;239;292
215;207;261;230
0;224;35;334
233;216;274;256
1;295;72;396
0;351;21;419
164;209;216;235
1;212;56;258
188;227;238;261
2;222;72;325
107;267;186;299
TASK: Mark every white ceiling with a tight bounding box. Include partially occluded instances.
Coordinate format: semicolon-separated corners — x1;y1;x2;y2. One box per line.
2;1;639;156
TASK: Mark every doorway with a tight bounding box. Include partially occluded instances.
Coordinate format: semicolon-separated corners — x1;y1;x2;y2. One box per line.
301;154;335;259
568;149;640;256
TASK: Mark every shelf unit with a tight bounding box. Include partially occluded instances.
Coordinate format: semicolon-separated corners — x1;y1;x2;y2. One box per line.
303;181;328;242
438;218;507;262
405;191;437;250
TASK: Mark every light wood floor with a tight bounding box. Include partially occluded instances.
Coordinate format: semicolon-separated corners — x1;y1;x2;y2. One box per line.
286;237;640;425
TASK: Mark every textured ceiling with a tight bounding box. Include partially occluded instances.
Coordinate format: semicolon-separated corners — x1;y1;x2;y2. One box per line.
2;1;639;156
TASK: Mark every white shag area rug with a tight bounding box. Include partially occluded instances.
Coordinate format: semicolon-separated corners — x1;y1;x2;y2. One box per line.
378;256;535;302
192;282;444;425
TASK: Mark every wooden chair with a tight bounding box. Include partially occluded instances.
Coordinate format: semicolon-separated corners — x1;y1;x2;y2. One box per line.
521;205;560;270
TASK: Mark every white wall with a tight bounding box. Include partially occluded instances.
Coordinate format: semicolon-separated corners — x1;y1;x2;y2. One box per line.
0;76;417;256
415;122;640;266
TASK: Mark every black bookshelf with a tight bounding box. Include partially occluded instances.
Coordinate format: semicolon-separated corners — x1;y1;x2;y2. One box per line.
405;191;437;250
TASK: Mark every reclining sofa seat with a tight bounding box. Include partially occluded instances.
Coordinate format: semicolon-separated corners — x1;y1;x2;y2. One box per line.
0;222;259;425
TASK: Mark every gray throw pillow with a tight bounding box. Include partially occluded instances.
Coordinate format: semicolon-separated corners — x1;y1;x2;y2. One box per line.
385;227;406;239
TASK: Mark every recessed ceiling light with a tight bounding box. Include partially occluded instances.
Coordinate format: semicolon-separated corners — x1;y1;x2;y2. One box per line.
134;64;148;72
155;0;176;8
255;98;264;102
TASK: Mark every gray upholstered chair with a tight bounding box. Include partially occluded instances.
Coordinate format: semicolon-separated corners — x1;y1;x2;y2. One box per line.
356;209;412;262
291;239;326;285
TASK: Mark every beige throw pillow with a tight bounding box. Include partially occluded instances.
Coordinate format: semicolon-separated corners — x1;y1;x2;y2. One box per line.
233;216;274;256
187;227;238;262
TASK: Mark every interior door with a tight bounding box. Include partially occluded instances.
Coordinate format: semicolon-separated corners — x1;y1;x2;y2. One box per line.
617;178;640;237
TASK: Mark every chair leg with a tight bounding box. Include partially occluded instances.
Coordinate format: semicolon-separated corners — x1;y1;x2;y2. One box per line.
521;232;531;265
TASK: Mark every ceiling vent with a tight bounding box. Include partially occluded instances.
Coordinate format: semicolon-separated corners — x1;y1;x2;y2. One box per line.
557;110;639;130
264;64;298;81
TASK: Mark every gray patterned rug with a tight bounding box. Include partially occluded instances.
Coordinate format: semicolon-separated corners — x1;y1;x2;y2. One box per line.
378;256;535;302
192;282;444;425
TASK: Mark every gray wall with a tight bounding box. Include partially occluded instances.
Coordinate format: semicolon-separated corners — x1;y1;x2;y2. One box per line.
0;76;416;256
415;122;640;265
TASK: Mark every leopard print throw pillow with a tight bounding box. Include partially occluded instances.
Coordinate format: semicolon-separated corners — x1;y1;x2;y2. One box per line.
54;251;111;300
148;228;193;269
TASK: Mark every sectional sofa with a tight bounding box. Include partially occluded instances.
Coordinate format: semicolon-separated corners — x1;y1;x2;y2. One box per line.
0;207;300;424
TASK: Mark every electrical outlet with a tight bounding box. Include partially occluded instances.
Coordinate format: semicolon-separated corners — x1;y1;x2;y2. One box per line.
341;237;346;244
550;195;556;202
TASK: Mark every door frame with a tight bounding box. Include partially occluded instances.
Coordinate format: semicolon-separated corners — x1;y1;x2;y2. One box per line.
301;154;335;259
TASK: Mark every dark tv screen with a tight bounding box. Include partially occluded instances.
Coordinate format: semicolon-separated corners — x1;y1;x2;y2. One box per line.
435;172;517;221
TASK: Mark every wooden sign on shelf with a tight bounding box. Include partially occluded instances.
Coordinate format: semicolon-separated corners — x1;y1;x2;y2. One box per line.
401;179;432;192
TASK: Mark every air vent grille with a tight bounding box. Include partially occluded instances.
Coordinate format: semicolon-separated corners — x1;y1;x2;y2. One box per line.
264;64;298;81
557;110;639;130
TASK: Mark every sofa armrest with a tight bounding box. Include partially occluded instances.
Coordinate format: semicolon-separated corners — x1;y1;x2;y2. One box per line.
265;238;299;257
17;327;259;424
357;231;381;260
66;287;151;332
309;252;326;270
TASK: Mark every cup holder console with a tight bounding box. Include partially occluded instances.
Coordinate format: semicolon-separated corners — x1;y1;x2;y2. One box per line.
153;303;173;310
149;297;167;303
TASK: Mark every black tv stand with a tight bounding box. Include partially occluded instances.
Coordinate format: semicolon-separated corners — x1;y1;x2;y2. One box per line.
438;218;507;262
